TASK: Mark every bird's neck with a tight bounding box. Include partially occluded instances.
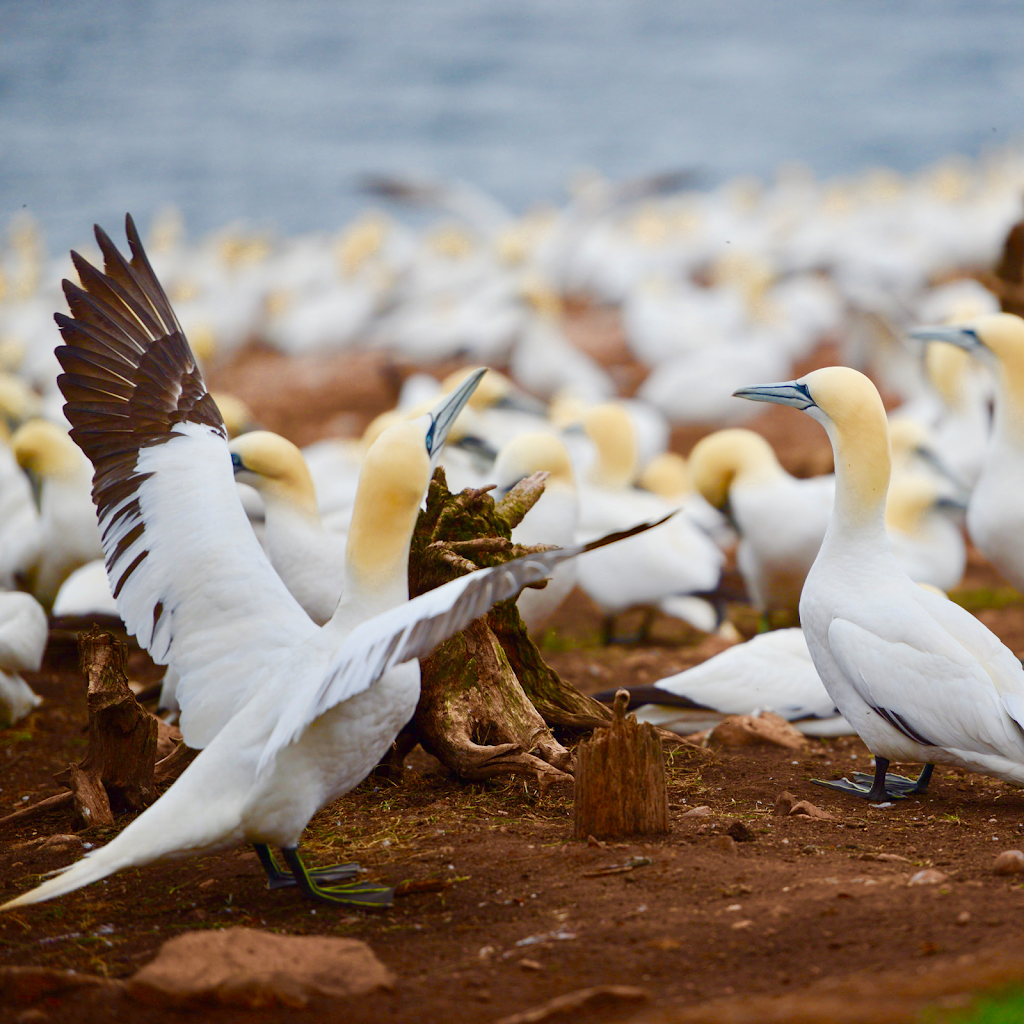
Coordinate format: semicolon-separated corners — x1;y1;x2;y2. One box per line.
993;358;1024;445
341;489;417;615
817;409;891;541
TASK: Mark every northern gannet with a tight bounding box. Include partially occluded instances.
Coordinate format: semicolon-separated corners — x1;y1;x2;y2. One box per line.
909;314;1024;591
574;404;722;630
0;591;47;727
735;366;1024;802
493;432;579;630
11;419;103;604
229;430;344;625
885;473;966;592
689;428;833;617
598;627;851;737
3;217;660;911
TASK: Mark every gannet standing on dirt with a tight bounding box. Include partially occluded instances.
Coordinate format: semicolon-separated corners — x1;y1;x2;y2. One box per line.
735;366;1024;802
909;314;1024;592
0;591;47;727
2;217;659;912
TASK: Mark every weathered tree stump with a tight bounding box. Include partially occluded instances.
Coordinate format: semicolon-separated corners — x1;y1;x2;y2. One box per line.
573;690;668;840
53;629;159;827
405;469;614;784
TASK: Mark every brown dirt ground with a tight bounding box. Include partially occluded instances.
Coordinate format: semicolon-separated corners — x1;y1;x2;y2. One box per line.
4;321;1024;1024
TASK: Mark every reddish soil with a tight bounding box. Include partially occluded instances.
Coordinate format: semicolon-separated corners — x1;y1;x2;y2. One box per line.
4;324;1024;1024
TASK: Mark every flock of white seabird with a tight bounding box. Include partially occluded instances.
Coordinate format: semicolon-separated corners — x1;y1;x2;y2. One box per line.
4;149;1024;908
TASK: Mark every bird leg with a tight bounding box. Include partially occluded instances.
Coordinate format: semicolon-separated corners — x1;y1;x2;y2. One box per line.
278;848;393;908
850;762;934;796
811;756;927;802
253;843;364;892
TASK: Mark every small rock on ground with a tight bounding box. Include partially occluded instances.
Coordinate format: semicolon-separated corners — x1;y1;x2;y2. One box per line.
993;850;1024;875
127;927;394;1009
709;713;806;751
908;869;948;886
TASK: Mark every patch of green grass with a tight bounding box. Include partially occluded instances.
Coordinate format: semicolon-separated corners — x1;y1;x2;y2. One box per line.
949;587;1024;614
944;988;1024;1023
536;628;601;652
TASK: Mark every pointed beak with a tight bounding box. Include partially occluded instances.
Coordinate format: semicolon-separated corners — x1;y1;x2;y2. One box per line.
25;467;43;513
452;434;498;464
733;380;816;410
913;444;969;493
426;367;487;463
907;325;983;351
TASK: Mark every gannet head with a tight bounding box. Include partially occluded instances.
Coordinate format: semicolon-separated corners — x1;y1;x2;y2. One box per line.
582;402;637;488
11;420;82;481
909;314;1024;426
494;433;575;496
888;417;965;490
688;429;782;509
639;452;691;500
0;373;41;432
345;368;486;593
909;313;1024;373
886;473;964;536
229;431;318;517
734;367;890;515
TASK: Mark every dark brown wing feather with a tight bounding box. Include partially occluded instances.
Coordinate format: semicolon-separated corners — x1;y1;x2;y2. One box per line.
54;214;226;594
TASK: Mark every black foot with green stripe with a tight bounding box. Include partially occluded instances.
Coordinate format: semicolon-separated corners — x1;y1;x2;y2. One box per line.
253;844;368;893
280;847;393;908
811;758;934;802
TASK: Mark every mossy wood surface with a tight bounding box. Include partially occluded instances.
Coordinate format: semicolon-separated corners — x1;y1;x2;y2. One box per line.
406;469;610;782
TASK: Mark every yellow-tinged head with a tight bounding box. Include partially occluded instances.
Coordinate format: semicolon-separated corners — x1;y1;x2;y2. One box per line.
345;420;433;596
582;403;637;489
910;313;1024;429
885;473;947;536
229;431;318;517
735;366;891;523
494;433;575;494
343;368;486;601
11;420;82;480
639;452;691;500
688;429;783;508
0;373;41;428
924;342;973;409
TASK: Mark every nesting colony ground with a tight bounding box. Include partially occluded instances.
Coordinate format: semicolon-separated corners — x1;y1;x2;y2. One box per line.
3;314;1024;1024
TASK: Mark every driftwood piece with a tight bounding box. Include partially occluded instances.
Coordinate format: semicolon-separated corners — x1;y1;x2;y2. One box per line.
405;469;612;784
52;629;158;827
573;690;668;840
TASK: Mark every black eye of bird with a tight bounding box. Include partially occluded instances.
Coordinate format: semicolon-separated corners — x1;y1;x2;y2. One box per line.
424;422;436;453
231;452;243;470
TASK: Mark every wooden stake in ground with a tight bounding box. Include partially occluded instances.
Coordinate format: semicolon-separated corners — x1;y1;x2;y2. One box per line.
53;629;158;827
573;689;668;840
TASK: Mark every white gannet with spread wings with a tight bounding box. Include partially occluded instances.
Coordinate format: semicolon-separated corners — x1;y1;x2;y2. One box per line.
3;216;661;912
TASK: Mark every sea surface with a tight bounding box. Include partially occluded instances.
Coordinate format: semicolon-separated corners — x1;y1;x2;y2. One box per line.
2;0;1024;250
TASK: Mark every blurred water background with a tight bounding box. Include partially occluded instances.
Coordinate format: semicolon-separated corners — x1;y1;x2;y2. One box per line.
2;0;1024;249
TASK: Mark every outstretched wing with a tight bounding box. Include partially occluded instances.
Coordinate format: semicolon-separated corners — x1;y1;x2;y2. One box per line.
257;515;670;773
55;215;318;748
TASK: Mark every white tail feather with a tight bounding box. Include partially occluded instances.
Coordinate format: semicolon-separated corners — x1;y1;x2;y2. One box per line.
1;747;246;911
